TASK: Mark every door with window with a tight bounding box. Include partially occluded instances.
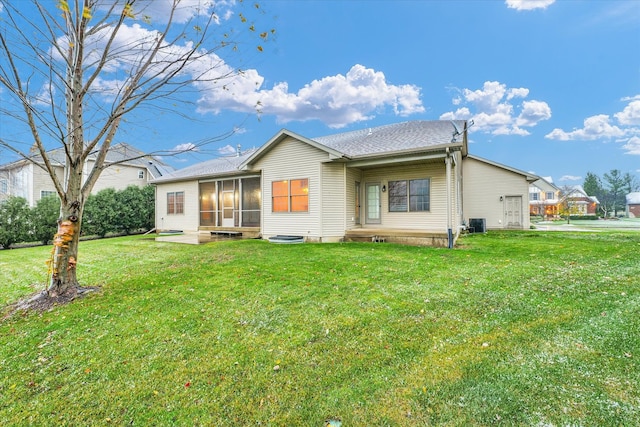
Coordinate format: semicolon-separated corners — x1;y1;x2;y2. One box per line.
221;180;235;227
504;196;522;228
365;183;381;224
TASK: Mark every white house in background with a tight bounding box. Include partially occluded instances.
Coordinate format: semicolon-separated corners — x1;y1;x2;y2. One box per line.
0;143;174;206
627;192;640;218
152;121;538;247
529;176;561;218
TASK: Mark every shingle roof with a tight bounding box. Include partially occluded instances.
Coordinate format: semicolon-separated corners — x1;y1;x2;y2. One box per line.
151;149;257;183
155;120;468;183
1;142;174;178
312;120;467;157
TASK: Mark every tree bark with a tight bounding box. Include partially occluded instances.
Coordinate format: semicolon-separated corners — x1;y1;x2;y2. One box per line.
48;201;83;297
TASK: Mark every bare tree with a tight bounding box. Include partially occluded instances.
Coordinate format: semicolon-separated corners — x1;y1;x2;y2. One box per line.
0;0;270;301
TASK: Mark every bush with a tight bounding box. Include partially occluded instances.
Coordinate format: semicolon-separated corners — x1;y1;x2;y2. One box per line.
0;197;31;249
83;188;119;237
31;194;61;244
115;185;155;234
0;186;155;247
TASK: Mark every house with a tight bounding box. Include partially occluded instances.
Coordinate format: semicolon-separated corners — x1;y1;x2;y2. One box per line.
627;192;640;218
0;143;174;206
152;121;538;247
529;177;560;218
559;185;599;216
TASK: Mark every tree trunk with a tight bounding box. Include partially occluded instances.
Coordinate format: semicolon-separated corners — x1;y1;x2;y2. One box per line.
48;201;83;297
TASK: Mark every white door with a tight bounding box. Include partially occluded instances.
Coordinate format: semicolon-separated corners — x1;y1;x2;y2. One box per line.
505;196;522;228
222;180;235;227
366;183;381;224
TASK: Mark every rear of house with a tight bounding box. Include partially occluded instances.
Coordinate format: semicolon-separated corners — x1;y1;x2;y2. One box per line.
153;120;535;246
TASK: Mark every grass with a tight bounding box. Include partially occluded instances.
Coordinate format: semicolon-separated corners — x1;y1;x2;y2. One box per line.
1;231;639;426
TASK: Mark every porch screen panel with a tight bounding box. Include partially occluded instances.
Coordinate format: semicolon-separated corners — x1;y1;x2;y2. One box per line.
241;177;261;226
199;182;217;226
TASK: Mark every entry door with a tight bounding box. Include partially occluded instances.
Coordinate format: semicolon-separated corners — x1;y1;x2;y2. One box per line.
505;196;522;228
222;180;235;227
365;183;381;224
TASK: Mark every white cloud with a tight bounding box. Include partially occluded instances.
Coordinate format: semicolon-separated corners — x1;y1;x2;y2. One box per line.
505;0;555;11
614;100;640;126
517;100;552;127
218;144;238;155
439;81;551;136
560;175;582;181
545;114;625;141
51;10;423;129
197;64;426;128
622;136;640;155
98;1;229;25
546;98;640;156
173;143;198;152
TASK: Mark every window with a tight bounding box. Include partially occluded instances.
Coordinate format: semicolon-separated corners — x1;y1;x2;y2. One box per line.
138;170;145;179
388;178;430;212
167;191;184;214
0;179;7;194
530;193;539;201
272;179;308;212
40;190;56;199
546;191;554;200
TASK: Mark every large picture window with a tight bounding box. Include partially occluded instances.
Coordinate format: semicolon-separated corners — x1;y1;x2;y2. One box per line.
167;191;184;214
388;179;430;212
272;179;308;212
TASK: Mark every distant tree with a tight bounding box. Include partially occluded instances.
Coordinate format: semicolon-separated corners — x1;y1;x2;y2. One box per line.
0;197;31;249
0;1;271;299
31;195;61;245
603;169;626;216
623;172;639;194
583;172;602;198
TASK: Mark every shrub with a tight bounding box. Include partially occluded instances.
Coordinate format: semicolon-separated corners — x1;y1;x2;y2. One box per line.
83;188;119;237
31;195;61;244
0;197;31;249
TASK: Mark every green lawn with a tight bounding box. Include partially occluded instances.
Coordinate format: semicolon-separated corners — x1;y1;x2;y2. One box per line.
1;232;638;426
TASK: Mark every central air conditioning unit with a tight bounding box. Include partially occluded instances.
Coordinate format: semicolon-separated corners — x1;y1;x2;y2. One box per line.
469;218;486;233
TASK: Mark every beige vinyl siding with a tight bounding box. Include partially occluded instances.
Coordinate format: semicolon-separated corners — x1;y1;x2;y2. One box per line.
90;161;148;192
321;162;346;241
361;161;448;231
462;157;530;230
252;137;328;240
155;181;199;232
32;165;64;206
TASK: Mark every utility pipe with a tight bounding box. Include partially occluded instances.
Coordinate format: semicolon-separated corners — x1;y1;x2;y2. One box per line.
445;147;453;249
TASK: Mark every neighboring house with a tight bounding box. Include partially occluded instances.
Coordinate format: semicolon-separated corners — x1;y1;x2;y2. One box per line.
529;177;560;218
152;120;537;247
0;143;174;206
627;192;640;218
559;185;599;216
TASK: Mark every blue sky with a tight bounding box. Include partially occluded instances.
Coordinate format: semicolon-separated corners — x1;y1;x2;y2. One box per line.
1;0;639;185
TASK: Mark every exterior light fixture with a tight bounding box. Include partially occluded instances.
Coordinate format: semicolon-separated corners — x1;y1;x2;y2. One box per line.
382;185;387;192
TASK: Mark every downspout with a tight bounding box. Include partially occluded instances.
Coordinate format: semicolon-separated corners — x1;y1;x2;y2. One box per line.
445;147;453;249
